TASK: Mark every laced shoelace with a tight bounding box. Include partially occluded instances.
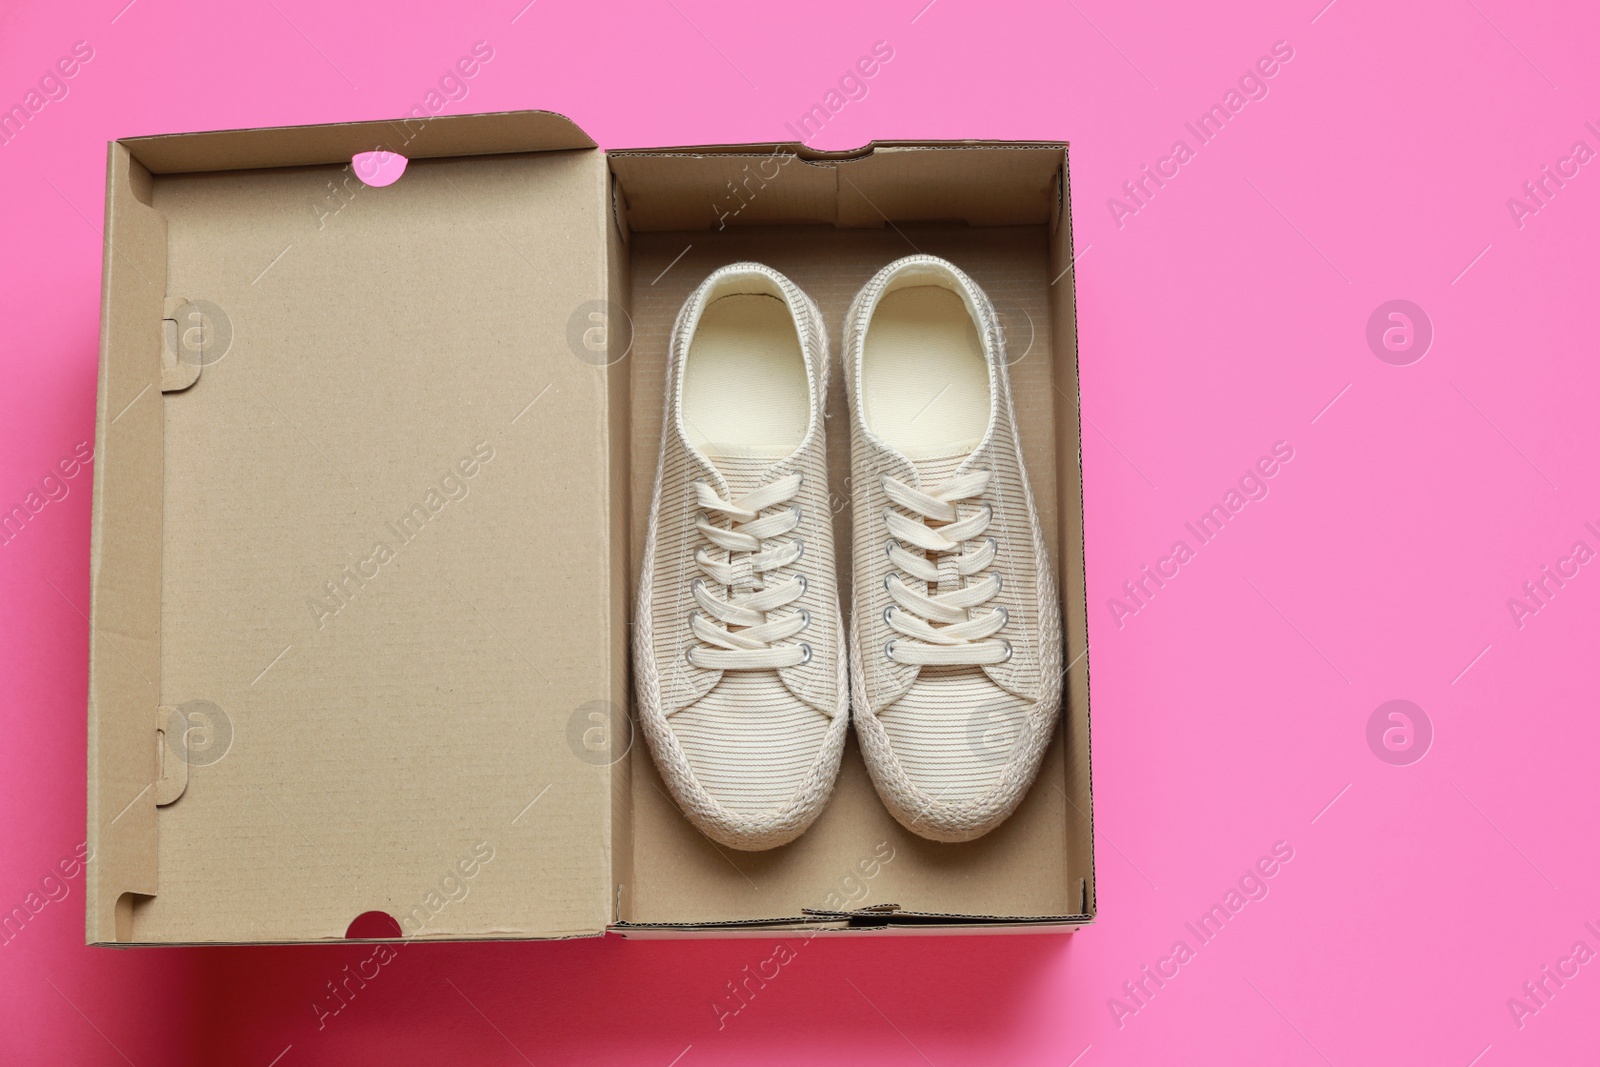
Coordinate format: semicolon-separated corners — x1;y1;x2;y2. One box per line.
686;473;811;670
880;469;1010;667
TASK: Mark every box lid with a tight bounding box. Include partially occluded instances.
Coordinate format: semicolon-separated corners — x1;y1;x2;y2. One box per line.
88;110;628;944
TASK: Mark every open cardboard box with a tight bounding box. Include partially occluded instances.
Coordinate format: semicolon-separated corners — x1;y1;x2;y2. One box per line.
86;109;1095;945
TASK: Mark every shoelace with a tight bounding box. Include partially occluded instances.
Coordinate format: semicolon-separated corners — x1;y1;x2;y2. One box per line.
687;473;811;670
880;469;1010;666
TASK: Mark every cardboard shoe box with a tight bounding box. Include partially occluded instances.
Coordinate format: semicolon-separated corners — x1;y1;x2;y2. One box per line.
86;109;1095;944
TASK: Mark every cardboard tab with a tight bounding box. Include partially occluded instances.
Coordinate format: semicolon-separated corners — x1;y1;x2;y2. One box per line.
160;298;201;392
152;706;187;806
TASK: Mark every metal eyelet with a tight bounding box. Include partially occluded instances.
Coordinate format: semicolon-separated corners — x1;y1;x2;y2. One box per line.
883;605;895;627
792;540;805;562
690;577;705;595
998;639;1013;662
797;642;813;665
883;638;898;662
992;572;1003;594
683;645;698;666
795;573;808;595
884;540;897;562
797;608;812;630
790;503;804;523
994;605;1009;627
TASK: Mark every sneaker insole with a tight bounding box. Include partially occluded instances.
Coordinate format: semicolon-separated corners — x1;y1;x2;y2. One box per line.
682;294;808;460
861;285;990;458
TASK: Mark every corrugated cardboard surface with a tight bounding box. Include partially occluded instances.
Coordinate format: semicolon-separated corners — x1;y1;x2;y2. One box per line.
121;109;595;174
1048;166;1097;922
621;225;1078;924
92;139;625;943
87;146;167;944
608;144;1063;230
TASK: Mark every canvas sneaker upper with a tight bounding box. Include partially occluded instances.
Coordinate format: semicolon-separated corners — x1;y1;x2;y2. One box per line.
844;255;1064;843
635;263;847;851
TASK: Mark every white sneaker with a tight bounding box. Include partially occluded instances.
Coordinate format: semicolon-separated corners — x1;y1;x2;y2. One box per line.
844;255;1064;842
635;263;848;851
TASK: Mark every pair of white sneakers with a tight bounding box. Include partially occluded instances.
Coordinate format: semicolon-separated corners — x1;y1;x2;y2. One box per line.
636;255;1063;851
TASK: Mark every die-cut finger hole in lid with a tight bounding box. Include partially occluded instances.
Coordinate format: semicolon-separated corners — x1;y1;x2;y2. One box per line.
351;150;407;187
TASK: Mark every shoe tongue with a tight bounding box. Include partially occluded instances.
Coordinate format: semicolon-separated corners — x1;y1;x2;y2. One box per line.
703;448;786;496
908;449;972;489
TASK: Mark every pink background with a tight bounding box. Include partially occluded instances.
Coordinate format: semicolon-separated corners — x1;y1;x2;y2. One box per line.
4;0;1598;1062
